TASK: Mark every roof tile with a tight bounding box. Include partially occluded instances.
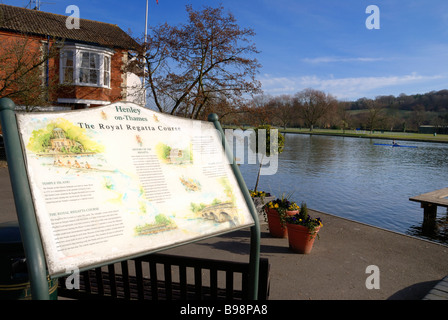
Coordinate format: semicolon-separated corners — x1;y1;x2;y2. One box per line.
0;4;139;49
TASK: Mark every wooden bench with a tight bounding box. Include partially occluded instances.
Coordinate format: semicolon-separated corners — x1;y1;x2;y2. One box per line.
409;188;448;225
57;253;270;300
423;276;448;300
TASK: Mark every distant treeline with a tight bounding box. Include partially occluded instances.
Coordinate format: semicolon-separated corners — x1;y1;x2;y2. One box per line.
213;88;448;133
348;89;448;113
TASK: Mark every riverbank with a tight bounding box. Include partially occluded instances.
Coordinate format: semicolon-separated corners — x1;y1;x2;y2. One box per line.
278;128;448;144
223;125;448;143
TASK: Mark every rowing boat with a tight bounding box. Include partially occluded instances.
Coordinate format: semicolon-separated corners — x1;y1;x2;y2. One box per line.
373;143;417;148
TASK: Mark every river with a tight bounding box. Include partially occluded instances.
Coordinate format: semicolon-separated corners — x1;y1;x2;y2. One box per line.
238;133;448;245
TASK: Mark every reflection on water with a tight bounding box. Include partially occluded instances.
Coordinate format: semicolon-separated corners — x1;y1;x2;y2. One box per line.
407;212;448;244
238;134;448;245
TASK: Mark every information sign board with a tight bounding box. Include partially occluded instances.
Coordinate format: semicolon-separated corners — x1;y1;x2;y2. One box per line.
16;102;254;276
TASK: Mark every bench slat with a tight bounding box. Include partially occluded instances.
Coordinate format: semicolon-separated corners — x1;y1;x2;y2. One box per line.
121;261;131;300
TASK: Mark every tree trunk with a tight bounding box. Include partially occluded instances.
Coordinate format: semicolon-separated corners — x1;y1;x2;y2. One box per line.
254;154;264;192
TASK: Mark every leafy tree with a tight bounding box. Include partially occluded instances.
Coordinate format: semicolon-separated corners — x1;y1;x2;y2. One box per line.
154;214;174;226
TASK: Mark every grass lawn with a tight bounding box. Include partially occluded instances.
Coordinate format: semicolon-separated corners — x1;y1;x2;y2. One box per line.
278;128;448;143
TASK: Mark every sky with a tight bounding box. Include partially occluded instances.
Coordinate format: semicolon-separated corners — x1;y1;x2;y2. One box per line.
2;0;448;101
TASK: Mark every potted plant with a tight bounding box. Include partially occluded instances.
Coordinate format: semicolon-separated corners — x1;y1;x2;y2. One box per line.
286;202;300;216
249;189;275;222
249;190;275;205
250;189;275;224
263;194;300;238
285;202;323;253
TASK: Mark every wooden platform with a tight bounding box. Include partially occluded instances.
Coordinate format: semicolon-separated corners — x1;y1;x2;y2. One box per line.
409;188;448;226
410;188;448;208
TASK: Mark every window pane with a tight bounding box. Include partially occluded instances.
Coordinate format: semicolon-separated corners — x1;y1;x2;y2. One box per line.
61;50;74;84
81;52;89;68
90;69;98;85
103;56;110;87
79;68;88;83
104;56;110;69
65;51;74;67
64;67;73;83
104;72;110;87
90;53;99;69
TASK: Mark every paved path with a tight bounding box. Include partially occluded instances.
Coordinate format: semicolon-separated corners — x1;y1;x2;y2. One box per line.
0;167;447;300
162;212;448;300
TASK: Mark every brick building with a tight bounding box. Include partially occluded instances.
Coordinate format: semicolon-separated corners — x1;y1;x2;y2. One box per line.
0;4;143;109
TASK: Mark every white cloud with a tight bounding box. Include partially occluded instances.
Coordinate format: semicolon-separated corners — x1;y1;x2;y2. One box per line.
260;73;445;100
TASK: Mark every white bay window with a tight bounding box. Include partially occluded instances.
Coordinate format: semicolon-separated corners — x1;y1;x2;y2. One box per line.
60;44;113;88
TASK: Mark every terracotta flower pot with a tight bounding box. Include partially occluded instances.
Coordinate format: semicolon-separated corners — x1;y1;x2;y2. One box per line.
266;208;287;238
286;223;320;254
286;210;299;216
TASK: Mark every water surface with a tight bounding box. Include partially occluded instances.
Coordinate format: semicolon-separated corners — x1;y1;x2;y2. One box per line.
238;134;448;244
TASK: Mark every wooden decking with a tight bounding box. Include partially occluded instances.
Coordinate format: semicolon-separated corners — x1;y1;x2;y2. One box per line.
409;188;448;225
410;188;448;208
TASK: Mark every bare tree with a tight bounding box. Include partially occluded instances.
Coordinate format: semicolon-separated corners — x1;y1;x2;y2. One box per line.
0;34;62;111
409;105;427;131
295;88;337;131
135;5;261;119
363;98;386;133
246;94;276;126
336;101;352;133
200;92;250;123
269;94;295;129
